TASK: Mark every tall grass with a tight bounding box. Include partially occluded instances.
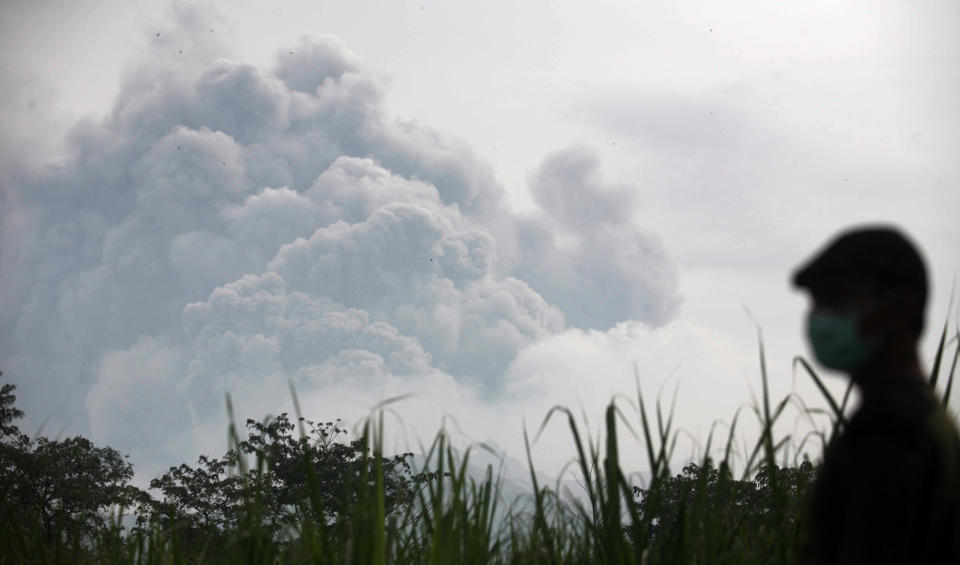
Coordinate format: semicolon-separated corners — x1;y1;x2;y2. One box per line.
2;312;958;564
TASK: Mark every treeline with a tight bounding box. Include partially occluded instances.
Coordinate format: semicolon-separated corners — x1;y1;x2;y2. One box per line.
1;375;819;564
0;379;434;562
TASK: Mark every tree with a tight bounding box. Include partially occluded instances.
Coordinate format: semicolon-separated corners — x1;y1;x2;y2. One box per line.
1;377;25;439
633;458;816;559
147;453;242;552
147;412;431;551
0;381;147;545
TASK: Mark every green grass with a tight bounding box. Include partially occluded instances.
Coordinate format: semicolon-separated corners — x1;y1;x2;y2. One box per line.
2;313;958;565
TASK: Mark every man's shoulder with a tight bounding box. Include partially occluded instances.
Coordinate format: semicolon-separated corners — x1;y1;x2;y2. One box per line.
923;402;960;467
829;385;956;469
837;386;960;475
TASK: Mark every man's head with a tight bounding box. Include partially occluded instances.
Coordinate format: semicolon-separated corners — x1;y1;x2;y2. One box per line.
792;226;928;380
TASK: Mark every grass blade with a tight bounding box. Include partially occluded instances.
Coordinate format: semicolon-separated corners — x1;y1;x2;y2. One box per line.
793;356;845;427
929;313;949;388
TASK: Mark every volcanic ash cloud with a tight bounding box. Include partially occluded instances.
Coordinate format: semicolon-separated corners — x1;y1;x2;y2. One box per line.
0;14;683;474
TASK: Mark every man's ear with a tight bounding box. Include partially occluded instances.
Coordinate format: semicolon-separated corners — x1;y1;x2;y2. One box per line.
857;305;887;338
858;289;900;338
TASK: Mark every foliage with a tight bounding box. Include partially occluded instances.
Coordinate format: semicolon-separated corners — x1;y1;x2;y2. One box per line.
145;453;241;553
633;458;815;561
145;412;432;555
0;382;147;558
0;375;25;438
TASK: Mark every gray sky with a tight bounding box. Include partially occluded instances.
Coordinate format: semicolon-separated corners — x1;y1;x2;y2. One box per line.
1;0;958;483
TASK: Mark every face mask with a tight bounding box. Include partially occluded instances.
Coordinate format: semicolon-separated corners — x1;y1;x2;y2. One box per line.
805;309;881;374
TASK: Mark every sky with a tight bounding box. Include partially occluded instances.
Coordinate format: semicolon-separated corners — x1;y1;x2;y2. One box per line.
1;0;958;486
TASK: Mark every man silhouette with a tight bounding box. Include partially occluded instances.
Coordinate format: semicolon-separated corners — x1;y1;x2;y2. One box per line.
792;226;960;564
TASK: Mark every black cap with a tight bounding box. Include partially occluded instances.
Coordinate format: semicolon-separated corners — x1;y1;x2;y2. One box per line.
792;226;928;301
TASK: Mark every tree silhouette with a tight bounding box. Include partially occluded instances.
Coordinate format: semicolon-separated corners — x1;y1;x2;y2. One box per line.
0;380;147;545
0;373;25;438
147;412;433;551
633;459;816;557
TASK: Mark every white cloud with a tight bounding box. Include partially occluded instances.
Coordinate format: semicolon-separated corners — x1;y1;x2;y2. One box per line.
0;7;686;479
516;146;681;329
85;336;191;470
274;35;361;95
